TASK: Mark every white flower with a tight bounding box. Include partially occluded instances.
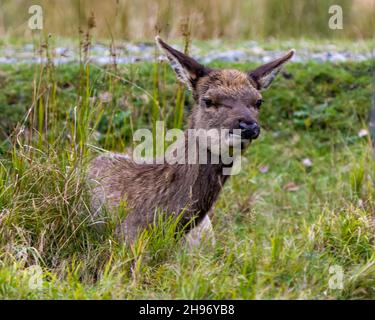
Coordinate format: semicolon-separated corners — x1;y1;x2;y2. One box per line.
358;129;369;138
302;158;313;167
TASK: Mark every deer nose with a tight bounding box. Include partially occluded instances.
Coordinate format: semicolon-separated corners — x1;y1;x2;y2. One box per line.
239;121;260;140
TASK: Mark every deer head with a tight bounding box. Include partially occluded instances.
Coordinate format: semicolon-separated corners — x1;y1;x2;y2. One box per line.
156;36;294;151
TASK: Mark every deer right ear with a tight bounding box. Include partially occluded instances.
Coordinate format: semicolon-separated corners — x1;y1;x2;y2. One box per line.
155;36;209;90
249;49;295;90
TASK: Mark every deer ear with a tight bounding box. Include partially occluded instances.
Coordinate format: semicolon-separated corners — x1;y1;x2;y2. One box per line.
155;36;209;90
249;49;295;90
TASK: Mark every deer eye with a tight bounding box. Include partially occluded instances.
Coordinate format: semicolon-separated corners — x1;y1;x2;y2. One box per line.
202;98;214;108
255;99;263;109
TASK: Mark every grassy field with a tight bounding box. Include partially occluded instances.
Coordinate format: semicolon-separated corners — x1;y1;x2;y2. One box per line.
0;41;374;299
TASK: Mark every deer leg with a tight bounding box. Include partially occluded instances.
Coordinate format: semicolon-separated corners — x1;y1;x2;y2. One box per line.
184;214;216;248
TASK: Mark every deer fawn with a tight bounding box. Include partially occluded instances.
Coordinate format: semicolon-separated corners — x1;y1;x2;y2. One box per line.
88;37;294;245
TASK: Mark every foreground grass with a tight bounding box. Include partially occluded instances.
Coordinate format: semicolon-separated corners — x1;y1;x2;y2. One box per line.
0;56;374;299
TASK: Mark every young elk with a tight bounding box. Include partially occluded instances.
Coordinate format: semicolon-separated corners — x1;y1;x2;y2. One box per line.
88;37;294;245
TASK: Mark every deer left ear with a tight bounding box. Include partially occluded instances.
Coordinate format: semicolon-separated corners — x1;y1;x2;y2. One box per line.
249;49;295;90
155;36;210;90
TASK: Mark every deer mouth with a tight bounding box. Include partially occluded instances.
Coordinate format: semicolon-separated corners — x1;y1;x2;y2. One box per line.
227;131;252;149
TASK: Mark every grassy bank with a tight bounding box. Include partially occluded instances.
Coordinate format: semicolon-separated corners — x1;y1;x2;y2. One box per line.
0;55;374;299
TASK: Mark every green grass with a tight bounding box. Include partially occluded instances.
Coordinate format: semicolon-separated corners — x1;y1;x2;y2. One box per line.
0;50;374;299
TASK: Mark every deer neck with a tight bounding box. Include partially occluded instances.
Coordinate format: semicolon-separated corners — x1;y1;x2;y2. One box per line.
164;124;230;220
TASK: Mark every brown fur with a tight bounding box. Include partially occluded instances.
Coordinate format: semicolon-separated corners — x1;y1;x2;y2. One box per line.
88;37;294;244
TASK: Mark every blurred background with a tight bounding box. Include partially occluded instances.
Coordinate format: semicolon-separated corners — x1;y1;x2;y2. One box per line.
0;0;374;41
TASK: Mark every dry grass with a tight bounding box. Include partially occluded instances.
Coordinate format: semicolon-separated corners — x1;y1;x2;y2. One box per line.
0;0;374;41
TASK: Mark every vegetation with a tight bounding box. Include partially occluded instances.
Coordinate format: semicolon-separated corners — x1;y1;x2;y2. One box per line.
1;0;374;41
0;27;374;299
